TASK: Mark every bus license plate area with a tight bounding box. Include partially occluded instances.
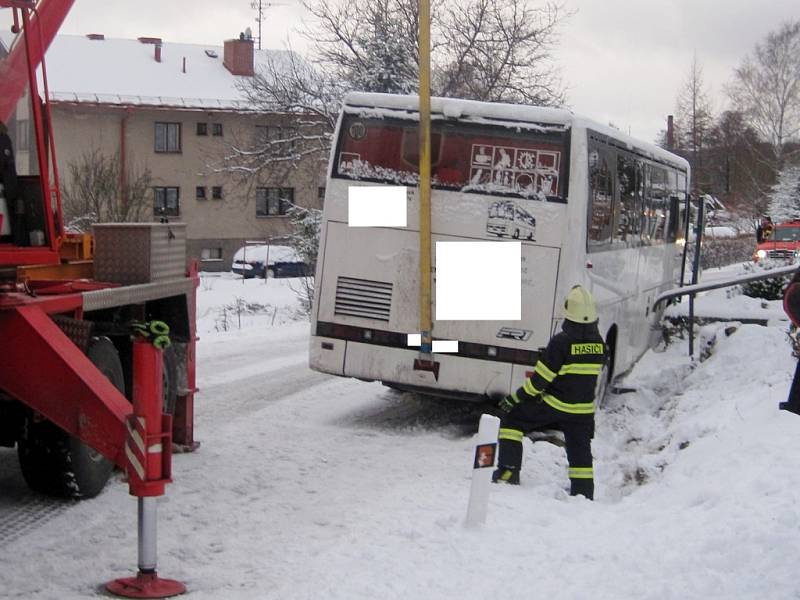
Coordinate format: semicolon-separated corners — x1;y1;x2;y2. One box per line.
345;341;512;397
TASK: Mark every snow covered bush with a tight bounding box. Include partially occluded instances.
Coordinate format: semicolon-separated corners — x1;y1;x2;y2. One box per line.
285;203;322;314
740;260;790;300
684;235;756;270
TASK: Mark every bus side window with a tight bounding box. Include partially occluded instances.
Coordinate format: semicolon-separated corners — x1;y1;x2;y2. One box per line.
650;166;668;244
588;147;614;250
666;170;679;243
676;172;688;241
616;153;638;246
640;163;652;245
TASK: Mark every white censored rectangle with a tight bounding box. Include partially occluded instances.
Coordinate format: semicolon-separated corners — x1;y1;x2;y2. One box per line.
432;340;459;353
348;186;407;227
436;241;521;321
407;333;421;346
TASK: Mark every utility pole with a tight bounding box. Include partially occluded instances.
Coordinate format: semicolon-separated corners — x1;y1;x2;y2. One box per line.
249;0;286;50
418;0;433;361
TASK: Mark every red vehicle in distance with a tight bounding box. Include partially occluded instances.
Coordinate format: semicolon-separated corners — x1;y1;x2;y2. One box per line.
754;219;800;262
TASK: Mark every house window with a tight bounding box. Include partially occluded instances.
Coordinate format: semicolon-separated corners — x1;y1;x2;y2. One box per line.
196;186;207;200
212;186;223;200
212;123;223;136
196;122;208;136
201;247;223;261
256;187;294;217
154;186;180;216
255;125;296;151
155;122;181;153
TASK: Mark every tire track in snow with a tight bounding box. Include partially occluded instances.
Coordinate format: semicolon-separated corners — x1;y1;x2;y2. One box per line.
195;327;332;424
0;451;72;545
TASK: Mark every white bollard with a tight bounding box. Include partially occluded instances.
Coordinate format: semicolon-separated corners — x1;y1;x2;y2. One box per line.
465;413;501;527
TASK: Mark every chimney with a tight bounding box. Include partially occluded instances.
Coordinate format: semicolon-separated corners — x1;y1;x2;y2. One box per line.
155;43;162;63
667;115;674;150
182;56;186;73
223;36;254;76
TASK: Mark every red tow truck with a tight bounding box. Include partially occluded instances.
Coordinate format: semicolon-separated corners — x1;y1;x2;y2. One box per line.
754;220;800;263
0;0;198;500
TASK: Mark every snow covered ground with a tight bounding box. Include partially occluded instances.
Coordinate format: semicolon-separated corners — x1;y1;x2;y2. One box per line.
2;266;800;599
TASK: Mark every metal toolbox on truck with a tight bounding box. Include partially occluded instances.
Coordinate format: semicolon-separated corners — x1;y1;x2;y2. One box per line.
93;223;187;285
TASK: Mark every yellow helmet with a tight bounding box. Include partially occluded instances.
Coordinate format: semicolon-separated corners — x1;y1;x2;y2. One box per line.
563;285;598;323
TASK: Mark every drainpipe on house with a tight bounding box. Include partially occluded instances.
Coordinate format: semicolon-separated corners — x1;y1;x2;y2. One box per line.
120;107;131;212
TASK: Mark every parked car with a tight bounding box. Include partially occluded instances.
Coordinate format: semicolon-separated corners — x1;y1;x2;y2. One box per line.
231;245;308;278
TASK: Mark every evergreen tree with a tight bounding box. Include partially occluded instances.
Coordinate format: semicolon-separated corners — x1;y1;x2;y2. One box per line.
767;164;800;222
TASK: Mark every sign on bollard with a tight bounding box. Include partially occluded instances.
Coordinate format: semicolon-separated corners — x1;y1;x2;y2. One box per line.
465;413;500;527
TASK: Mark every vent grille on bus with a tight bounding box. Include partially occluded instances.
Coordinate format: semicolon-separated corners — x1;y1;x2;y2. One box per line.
334;276;393;321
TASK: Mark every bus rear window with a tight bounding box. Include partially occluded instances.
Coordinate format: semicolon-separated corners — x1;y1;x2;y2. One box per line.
334;115;567;201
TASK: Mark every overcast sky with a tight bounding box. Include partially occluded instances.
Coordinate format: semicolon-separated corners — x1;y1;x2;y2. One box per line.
40;0;797;142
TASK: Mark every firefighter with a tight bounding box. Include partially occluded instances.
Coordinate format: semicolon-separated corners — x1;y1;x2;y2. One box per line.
756;216;774;243
493;285;606;500
780;267;800;415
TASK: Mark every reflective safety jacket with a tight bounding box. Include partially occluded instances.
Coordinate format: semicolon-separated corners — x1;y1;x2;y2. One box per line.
509;319;606;415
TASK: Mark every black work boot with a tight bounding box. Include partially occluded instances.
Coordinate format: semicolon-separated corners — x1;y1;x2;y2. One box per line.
570;479;594;500
492;467;520;485
779;402;800;416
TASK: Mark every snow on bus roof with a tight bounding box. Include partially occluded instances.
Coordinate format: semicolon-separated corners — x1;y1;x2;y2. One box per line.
343;92;689;171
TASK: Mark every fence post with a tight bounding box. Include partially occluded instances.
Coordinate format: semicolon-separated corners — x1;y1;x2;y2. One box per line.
689;198;705;358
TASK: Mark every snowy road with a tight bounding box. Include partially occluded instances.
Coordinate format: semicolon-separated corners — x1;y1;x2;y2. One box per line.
197;322;330;423
4;275;800;599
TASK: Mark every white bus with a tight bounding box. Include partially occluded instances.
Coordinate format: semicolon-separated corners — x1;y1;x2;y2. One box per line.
310;92;689;401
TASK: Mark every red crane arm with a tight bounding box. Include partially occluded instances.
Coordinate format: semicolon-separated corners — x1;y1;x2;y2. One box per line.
0;0;75;124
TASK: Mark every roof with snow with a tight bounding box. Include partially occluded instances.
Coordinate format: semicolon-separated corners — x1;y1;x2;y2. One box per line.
2;33;294;111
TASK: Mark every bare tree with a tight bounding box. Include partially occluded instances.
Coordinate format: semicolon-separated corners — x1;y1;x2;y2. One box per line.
706;110;775;216
61;149;153;232
728;20;800;171
306;0;422;95
436;0;567;105
674;55;714;194
223;0;570;177
211;51;338;182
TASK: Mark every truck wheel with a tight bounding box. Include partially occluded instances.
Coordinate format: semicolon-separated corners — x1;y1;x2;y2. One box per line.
17;337;125;498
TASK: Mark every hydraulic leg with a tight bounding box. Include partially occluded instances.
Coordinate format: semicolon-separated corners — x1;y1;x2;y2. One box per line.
106;339;185;598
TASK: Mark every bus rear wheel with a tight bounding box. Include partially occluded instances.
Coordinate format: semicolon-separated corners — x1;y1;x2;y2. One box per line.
17;337;125;498
596;329;616;409
595;361;611;409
